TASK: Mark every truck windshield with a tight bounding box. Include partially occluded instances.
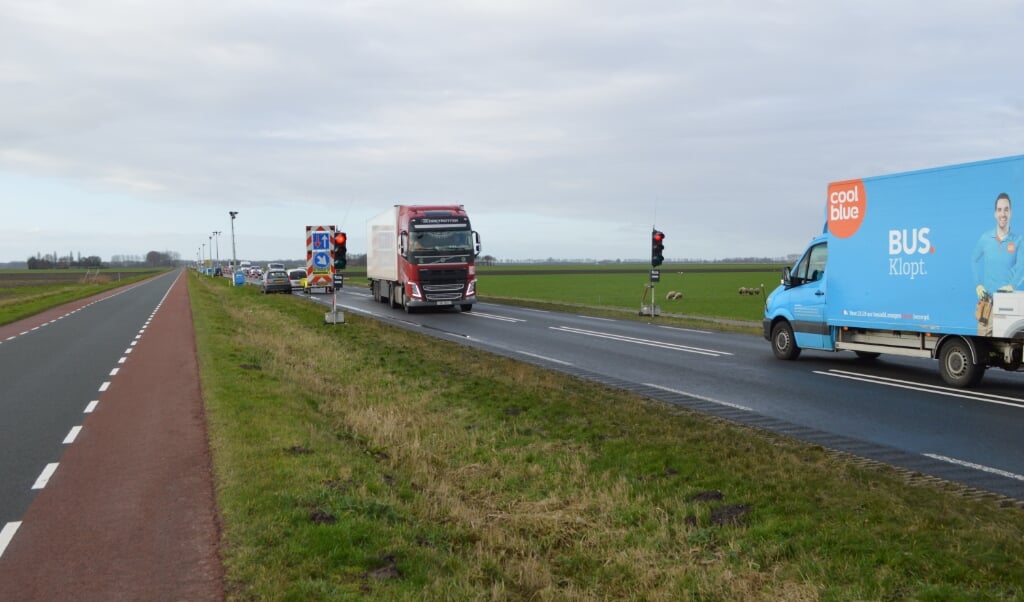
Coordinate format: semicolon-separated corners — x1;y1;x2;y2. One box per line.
409;229;474;253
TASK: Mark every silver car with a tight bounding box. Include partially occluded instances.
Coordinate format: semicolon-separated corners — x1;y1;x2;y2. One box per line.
261;270;292;294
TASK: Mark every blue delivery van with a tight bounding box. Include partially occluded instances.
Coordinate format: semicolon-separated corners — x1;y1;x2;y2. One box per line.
764;154;1024;387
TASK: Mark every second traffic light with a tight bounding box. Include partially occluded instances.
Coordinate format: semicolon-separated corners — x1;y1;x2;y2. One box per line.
651;229;665;267
333;231;348;270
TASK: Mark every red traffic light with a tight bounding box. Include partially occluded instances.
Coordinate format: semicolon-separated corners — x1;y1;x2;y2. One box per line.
651;229;665;267
333;231;348;270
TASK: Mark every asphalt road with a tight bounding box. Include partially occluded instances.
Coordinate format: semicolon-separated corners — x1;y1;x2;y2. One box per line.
305;284;1024;502
0;273;183;531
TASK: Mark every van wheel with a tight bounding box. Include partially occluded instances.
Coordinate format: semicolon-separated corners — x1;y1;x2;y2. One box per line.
939;338;984;388
771;321;801;360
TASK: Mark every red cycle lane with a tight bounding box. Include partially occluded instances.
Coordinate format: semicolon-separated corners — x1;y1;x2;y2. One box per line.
0;274;223;600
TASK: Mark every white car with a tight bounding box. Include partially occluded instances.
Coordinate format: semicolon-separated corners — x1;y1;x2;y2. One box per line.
287;268;306;290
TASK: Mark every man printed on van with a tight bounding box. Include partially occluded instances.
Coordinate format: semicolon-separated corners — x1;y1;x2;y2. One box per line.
972;192;1021;335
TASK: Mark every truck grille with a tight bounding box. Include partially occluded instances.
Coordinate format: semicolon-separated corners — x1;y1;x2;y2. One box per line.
418;268;468;301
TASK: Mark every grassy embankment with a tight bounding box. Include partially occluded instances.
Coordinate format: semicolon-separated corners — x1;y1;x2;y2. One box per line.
190;270;1024;601
0;268;166;326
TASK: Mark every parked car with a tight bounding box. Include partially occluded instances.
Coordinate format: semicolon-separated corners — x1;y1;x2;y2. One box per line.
261;269;292;294
287;268;306;290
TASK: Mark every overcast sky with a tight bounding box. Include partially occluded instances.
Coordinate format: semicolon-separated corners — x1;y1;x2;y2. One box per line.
2;0;1023;264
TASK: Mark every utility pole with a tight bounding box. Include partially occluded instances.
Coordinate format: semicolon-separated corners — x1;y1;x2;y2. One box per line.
229;211;239;285
212;230;221;266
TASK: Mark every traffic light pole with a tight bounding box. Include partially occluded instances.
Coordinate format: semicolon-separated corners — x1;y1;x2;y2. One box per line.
642;228;665;317
229;211;238;285
325;228;346;325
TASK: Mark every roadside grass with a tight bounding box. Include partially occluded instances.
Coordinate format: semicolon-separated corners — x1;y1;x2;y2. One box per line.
0;269;163;326
189;272;1024;601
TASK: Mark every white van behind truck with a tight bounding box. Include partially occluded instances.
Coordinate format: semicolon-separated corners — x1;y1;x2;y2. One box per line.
764;154;1024;387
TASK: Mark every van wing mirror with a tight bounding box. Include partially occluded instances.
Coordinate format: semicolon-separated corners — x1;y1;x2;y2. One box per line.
781;266;793;288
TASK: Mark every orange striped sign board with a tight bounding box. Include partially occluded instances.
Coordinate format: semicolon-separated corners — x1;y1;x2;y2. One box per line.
305;225;336;288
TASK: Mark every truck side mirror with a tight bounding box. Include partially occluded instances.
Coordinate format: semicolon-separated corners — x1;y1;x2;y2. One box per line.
473;231;481;258
399;231;408;255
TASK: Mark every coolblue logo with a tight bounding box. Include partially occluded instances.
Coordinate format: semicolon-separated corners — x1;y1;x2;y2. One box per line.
888;227;932;279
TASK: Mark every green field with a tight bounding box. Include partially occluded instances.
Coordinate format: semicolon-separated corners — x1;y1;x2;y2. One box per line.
475;264;778;329
0;268;166;326
188;270;1024;601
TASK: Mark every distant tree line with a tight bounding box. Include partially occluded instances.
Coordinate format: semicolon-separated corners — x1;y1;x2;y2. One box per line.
27;252;104;269
27;250;182;269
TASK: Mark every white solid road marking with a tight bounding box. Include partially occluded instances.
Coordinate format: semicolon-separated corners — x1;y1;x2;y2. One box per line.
464;311;526;323
517;351;573;366
32;463;59;490
816;369;1024;408
924;453;1024;482
646;383;754;411
0;522;22;559
551;326;733;357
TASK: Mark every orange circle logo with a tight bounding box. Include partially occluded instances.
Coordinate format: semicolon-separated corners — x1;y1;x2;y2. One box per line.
827;179;866;238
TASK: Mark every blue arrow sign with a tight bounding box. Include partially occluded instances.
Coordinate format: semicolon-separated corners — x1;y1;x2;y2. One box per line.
313;232;331;250
313;251;330;269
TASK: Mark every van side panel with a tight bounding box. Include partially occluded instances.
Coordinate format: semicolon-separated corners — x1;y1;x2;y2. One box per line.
826;155;1024;335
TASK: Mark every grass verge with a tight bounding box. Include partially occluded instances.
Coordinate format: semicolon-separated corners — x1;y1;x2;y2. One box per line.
189;272;1024;601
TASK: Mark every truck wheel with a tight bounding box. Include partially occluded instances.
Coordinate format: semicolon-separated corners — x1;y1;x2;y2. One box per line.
854;351;881;360
939;339;984;388
771;321;801;360
460;304;473;312
390;283;402;309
